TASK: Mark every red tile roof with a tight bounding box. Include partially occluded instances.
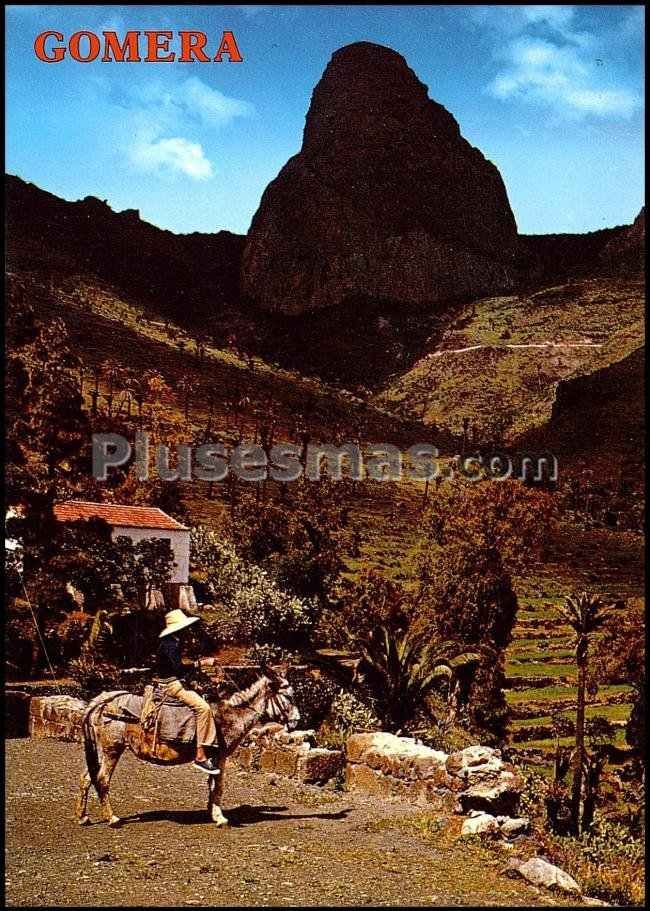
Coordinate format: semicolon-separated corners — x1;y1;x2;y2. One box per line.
53;501;189;531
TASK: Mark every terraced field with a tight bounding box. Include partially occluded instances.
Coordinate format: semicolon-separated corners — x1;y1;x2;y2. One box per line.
505;523;644;767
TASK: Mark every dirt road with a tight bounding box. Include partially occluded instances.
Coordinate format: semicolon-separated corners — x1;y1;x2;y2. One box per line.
6;740;573;907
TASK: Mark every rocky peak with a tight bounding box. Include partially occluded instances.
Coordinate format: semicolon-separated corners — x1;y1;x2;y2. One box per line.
242;41;518;315
302;41;461;156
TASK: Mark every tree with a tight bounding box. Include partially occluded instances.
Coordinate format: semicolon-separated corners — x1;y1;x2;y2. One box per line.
557;592;613;835
592;599;645;757
190;526;316;650
6;285;93;633
233;478;348;609
6;290;90;508
418;480;555;741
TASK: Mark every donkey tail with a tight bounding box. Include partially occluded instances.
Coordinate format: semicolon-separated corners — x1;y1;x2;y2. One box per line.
82;706;101;786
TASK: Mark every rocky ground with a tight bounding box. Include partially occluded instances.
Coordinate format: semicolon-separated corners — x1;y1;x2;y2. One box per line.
5;739;582;908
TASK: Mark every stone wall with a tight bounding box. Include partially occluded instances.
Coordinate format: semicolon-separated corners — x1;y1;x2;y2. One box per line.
233;727;344;785
28;695;86;742
345;733;523;816
14;697;523;820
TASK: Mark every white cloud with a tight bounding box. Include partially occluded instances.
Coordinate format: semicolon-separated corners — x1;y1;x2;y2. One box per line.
521;5;575;30
114;76;252;182
130;134;214;181
176;77;254;127
133;77;253;128
482;7;642;119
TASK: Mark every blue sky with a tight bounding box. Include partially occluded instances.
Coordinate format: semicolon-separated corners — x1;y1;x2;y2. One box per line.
5;5;645;235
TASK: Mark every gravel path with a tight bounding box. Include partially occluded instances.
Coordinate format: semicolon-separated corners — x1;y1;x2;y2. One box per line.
6;740;574;907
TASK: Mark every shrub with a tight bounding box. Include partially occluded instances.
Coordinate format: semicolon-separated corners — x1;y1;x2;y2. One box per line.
68;655;121;698
327;690;381;736
191;527;317;649
5;606;40;679
535;816;645;906
287;669;339;729
353;622;480;732
53;610;93;664
416;481;555;743
512;765;645;907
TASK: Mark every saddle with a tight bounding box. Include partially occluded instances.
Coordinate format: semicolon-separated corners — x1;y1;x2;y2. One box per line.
106;687;197;746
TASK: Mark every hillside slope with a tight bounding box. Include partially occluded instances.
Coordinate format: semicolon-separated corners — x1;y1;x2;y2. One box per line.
520;346;645;482
5;174;244;331
377;277;644;442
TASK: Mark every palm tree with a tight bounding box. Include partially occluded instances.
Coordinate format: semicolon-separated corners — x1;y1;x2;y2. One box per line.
354;624;479;731
556;592;612;835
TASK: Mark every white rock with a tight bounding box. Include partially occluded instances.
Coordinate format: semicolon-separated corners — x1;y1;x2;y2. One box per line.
446;745;504;779
459;770;522;816
499;817;530;837
516;857;581;894
346;732;447;770
461;813;499;836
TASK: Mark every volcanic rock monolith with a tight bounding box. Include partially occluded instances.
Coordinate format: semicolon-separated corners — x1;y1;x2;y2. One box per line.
242;41;518;314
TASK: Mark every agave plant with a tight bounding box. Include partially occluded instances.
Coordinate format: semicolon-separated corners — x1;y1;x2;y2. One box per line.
353;623;480;730
556;592;613;835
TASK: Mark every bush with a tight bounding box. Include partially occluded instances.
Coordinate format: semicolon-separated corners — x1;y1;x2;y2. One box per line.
327;690;381;736
107;605;166;667
287;669;339;729
245;643;295;665
68;656;122;698
190;527;317;649
5;596;42;678
52;610;93;664
536;816;645;906
512;765;645;907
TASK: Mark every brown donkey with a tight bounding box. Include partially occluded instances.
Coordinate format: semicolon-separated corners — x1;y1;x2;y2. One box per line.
76;665;299;828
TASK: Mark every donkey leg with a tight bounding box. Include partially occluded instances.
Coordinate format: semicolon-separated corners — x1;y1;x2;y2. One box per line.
76;769;92;826
208;758;228;827
97;745;125;827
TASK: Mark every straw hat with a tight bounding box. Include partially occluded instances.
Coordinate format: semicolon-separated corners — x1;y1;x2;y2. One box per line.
159;608;199;638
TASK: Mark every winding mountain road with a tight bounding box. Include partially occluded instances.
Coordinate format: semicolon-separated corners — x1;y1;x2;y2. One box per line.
430;341;603;358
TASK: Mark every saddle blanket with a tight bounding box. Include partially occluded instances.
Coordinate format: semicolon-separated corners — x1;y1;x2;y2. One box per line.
107;691;197;744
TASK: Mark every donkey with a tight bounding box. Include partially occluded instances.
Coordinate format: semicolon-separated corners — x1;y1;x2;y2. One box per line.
76;665;299;828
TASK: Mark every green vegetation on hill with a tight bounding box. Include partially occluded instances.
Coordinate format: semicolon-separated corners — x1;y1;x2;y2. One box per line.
378;277;644;440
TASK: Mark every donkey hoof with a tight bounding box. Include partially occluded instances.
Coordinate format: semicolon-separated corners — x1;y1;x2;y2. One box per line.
108;815;122;828
78;816;91;826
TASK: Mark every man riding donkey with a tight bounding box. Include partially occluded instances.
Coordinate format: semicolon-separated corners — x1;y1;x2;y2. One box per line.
155;608;222;775
77;609;300;828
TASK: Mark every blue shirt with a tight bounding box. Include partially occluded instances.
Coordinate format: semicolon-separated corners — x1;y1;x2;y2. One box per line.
157;633;185;680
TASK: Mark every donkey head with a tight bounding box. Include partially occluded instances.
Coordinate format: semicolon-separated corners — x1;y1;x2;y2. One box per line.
261;662;300;730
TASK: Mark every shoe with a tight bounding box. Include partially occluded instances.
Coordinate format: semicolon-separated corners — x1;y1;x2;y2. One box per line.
192;758;221;775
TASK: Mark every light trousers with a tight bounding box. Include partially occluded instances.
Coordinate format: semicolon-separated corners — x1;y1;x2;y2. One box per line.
164;679;218;748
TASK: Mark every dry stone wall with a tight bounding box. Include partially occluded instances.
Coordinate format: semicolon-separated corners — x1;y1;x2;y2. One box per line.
14;697;524;818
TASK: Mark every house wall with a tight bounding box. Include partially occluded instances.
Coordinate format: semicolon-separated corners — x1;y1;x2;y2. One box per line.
110;526;190;584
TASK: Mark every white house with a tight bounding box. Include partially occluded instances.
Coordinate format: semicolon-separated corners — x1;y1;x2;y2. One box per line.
53;501;191;601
